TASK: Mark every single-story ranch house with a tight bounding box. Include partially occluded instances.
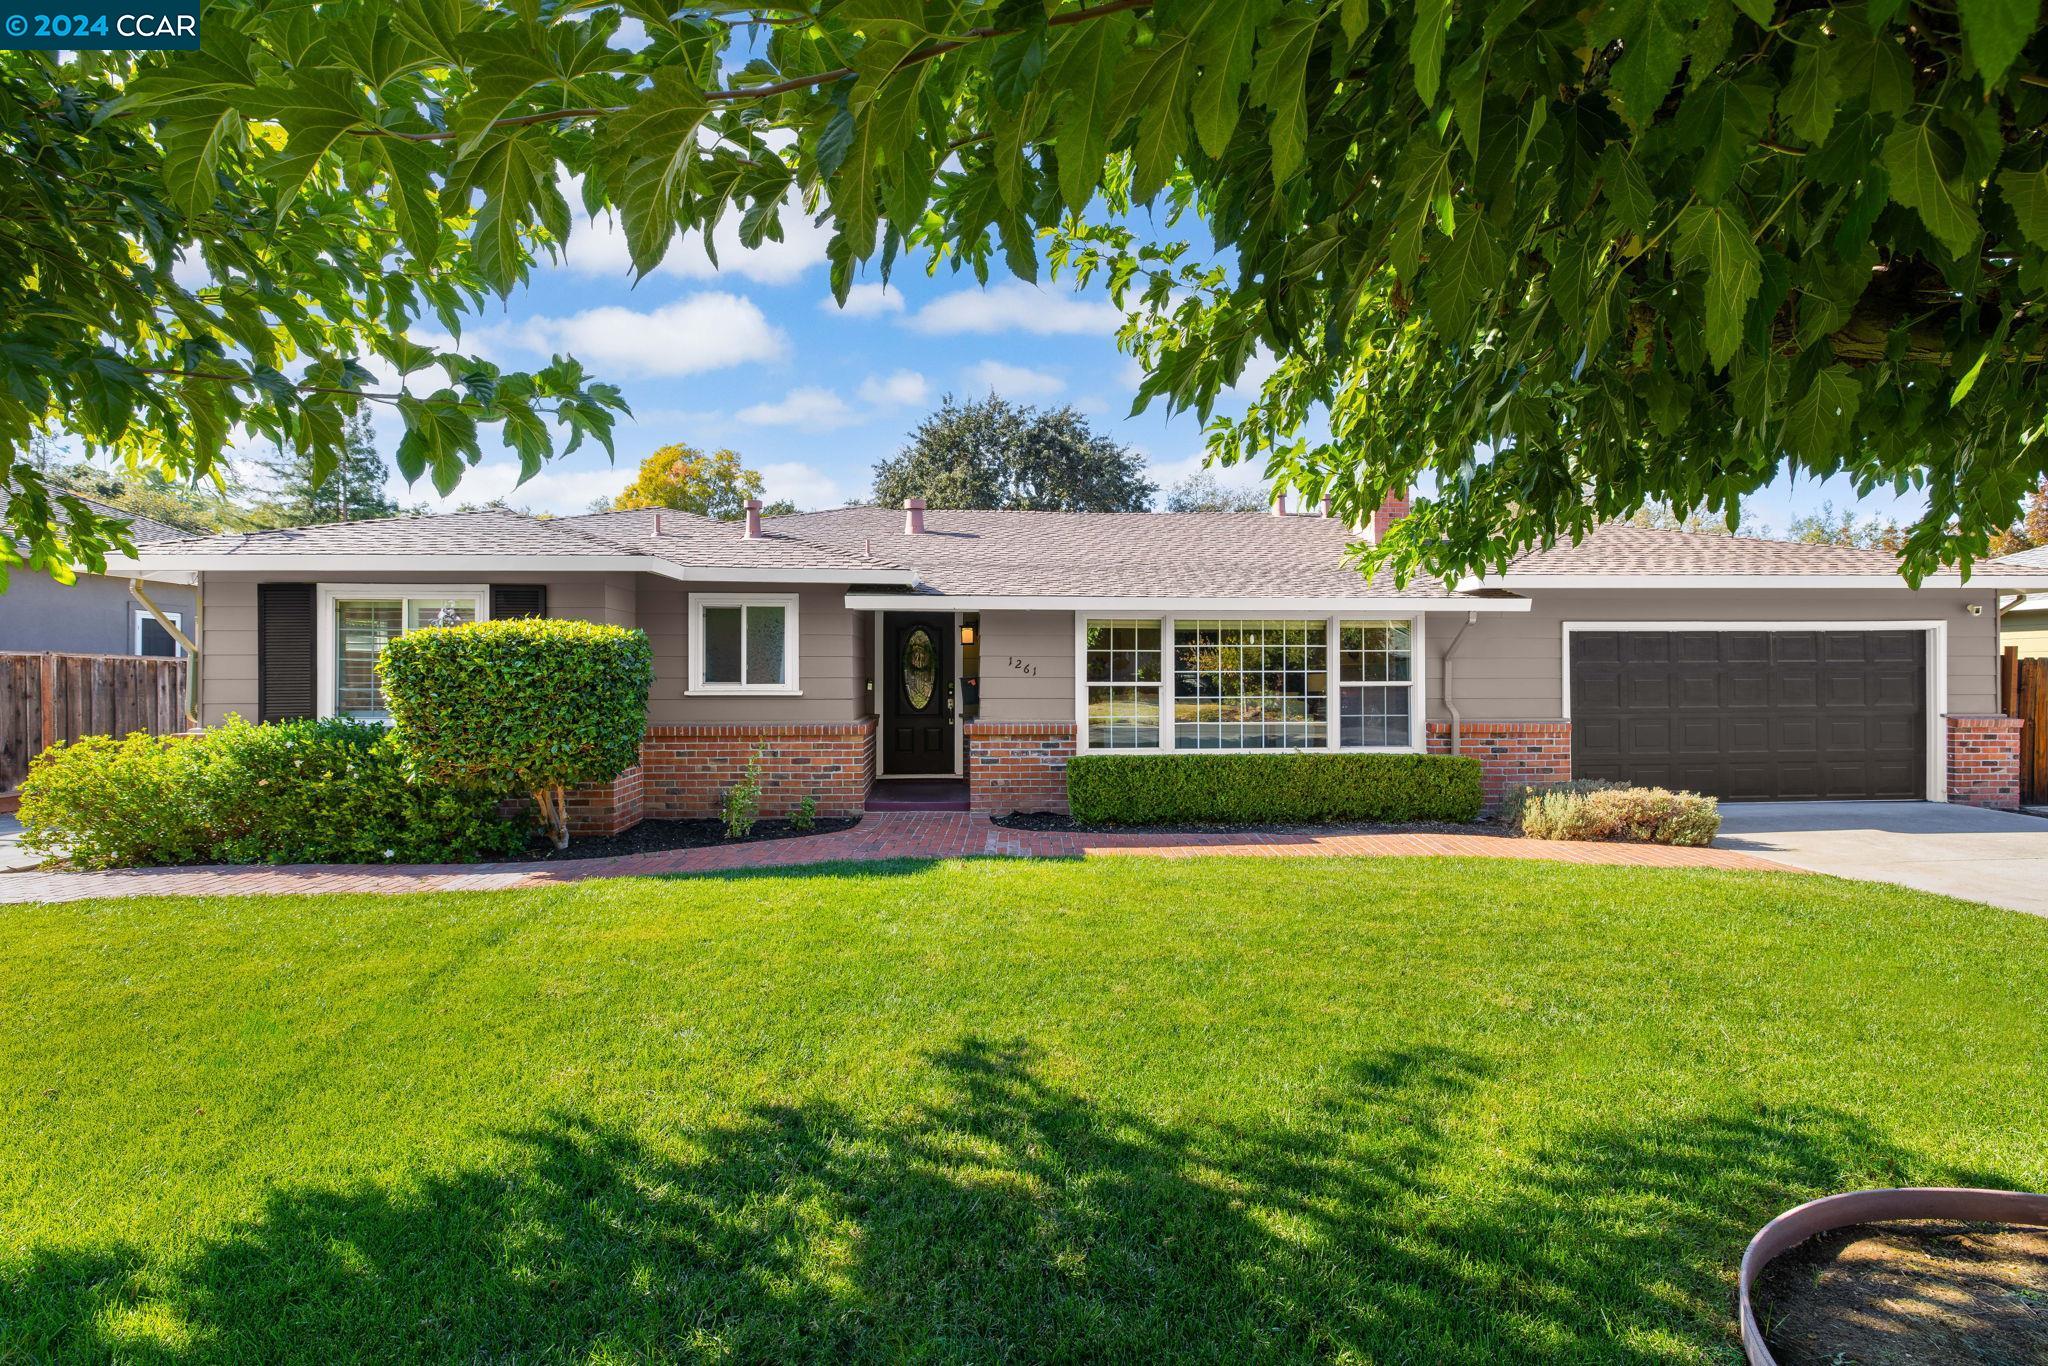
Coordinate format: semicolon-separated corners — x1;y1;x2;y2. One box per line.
108;495;2048;831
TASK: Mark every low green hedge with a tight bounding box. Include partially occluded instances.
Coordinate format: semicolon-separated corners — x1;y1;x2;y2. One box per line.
1066;752;1483;825
19;716;527;869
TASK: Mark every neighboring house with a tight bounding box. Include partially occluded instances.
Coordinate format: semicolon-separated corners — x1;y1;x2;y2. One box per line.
2;497;195;656
1990;544;2048;658
107;496;2048;830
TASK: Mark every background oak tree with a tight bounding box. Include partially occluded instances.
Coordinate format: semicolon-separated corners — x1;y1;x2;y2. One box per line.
10;0;2048;587
873;395;1155;511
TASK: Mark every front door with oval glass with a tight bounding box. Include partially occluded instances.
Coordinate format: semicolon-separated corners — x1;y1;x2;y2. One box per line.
882;611;955;775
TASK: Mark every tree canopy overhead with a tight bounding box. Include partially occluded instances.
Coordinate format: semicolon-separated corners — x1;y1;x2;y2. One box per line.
9;0;2048;585
873;395;1155;510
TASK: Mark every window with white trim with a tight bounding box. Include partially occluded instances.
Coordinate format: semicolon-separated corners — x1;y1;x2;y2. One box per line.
1080;614;1419;752
1173;618;1327;749
321;588;483;719
134;608;184;658
1336;621;1414;747
1083;618;1162;748
691;593;800;693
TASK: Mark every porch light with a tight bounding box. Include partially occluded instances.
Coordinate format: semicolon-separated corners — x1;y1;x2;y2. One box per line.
961;624;976;645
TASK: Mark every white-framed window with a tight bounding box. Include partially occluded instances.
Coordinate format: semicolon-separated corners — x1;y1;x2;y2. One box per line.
689;593;800;694
134;608;184;658
316;584;487;720
1083;618;1163;748
1076;613;1424;753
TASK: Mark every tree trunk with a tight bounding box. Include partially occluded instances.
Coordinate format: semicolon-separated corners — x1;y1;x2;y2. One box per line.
535;784;569;850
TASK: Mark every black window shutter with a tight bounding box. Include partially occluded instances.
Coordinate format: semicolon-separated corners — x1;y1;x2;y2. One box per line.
257;583;316;722
491;584;548;619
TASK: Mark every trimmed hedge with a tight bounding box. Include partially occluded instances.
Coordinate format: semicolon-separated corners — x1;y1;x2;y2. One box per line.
380;617;652;848
1502;780;1721;846
18;717;527;869
1066;752;1483;825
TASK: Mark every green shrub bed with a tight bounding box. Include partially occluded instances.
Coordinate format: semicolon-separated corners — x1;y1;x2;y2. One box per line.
1066;752;1483;825
1502;780;1721;846
19;717;527;870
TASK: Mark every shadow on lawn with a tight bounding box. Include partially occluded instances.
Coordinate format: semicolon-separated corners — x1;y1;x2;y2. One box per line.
3;1042;2007;1364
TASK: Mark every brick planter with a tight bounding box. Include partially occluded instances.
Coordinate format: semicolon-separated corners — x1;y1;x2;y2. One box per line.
567;719;877;834
967;721;1077;814
1426;721;1573;810
1946;714;2023;810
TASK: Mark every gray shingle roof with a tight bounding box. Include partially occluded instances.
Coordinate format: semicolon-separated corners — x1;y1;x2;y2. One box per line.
766;507;1459;598
560;508;896;572
1502;523;2036;578
1992;543;2048;570
126;509;638;557
59;494;190;547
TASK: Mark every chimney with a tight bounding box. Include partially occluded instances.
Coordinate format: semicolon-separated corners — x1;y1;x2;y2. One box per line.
1361;489;1413;545
1270;491;1288;517
904;496;926;535
742;497;762;539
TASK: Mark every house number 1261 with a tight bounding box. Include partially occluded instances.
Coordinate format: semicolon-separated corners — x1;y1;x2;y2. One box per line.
1006;656;1038;676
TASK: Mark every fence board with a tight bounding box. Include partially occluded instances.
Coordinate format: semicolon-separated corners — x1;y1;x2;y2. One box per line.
0;652;188;793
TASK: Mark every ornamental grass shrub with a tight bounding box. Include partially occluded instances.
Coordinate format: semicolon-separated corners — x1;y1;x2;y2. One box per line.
379;618;652;849
1065;752;1482;825
1503;780;1721;846
17;717;524;870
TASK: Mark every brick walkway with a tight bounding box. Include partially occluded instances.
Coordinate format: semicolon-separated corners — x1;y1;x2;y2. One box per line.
0;813;1788;904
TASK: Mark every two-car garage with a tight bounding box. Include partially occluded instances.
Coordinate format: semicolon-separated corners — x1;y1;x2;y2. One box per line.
1567;627;1932;801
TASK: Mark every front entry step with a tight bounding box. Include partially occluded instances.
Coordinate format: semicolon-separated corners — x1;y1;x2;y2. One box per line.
866;779;970;812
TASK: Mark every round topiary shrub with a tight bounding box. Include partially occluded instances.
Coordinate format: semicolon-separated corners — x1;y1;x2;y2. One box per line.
379;617;653;849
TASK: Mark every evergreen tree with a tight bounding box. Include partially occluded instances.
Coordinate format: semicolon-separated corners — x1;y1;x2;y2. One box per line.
873;397;1154;513
260;412;398;525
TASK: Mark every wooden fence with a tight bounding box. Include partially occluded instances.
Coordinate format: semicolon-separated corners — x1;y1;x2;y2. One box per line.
2000;645;2048;806
0;652;189;794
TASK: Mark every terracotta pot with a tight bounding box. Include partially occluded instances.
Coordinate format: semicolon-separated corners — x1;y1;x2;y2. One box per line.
1738;1186;2048;1365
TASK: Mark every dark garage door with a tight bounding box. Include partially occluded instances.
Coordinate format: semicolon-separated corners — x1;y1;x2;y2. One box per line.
1569;629;1926;800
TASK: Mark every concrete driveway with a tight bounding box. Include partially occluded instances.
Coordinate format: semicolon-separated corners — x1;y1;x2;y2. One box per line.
1715;802;2048;916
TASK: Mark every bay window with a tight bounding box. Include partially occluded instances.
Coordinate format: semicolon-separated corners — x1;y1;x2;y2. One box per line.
1078;614;1420;752
318;585;485;720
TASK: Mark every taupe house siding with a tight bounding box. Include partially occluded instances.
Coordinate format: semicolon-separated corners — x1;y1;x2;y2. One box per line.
1423;586;2001;722
198;570;638;727
637;579;869;724
976;610;1076;722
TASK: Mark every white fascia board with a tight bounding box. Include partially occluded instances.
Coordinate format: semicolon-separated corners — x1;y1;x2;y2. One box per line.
1459;574;2044;590
841;592;1531;612
106;552;916;586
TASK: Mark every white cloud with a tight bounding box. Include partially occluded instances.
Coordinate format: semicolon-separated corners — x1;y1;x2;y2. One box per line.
858;369;929;406
736;385;860;430
494;293;788;378
396;459;632;516
757;461;850;511
827;283;907;317
1228;346;1282;399
170;250;210;290
1145;450;1270;500
906;281;1123;336
963;360;1065;399
559;176;830;285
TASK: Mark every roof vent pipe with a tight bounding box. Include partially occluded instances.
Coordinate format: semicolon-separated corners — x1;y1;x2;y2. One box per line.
742;498;762;540
904;497;926;535
1320;495;1333;518
1270;491;1288;517
651;511;663;537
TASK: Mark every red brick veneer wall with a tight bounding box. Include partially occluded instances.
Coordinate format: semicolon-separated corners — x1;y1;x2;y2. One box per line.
1426;720;1574;809
1946;715;2023;810
967;721;1076;814
567;719;877;834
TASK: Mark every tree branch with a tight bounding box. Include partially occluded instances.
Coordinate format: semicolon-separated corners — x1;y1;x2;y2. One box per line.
347;0;1154;142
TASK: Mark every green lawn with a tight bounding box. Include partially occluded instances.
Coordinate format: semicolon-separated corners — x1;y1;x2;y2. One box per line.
3;858;2045;1364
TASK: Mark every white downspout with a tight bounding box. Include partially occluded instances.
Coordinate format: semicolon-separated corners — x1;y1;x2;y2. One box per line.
1440;610;1479;754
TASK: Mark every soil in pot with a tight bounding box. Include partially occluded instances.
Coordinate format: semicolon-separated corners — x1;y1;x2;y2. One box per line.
1755;1218;2048;1365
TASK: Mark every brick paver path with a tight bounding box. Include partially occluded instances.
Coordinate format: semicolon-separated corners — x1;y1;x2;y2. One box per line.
0;813;1788;904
